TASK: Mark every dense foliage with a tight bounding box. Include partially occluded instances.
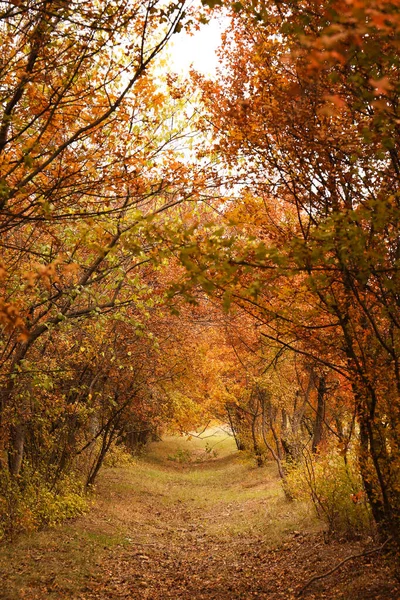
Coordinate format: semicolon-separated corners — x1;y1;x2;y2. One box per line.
1;0;400;545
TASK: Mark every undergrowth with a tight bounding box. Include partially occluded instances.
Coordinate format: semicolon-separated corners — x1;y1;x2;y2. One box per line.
0;440;135;540
167;442;219;464
0;466;88;540
285;443;373;538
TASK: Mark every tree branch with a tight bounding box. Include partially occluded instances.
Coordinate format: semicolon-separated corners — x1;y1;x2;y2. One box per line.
298;537;392;596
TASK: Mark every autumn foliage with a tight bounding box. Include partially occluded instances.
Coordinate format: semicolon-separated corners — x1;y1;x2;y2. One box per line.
1;0;400;547
183;0;400;541
0;0;212;535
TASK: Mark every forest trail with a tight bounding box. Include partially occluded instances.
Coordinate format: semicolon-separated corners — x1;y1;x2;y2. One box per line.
0;430;398;600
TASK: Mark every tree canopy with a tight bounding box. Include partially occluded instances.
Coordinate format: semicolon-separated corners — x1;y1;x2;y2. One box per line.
1;0;400;545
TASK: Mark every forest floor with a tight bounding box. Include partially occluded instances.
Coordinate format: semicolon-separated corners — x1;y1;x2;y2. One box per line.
0;429;399;600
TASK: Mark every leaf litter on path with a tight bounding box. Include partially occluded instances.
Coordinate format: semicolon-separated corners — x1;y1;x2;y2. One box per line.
0;433;399;599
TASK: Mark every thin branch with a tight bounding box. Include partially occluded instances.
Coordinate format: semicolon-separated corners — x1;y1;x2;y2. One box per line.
298;537;392;596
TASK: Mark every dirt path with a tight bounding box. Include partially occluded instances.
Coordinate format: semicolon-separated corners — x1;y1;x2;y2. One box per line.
0;433;398;599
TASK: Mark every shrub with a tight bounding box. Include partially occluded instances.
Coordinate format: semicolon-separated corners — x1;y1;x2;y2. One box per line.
285;444;373;538
204;442;219;458
103;441;136;468
168;447;192;463
0;466;88;539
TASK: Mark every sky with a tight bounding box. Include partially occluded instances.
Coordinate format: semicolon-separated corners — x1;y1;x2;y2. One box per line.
168;18;225;77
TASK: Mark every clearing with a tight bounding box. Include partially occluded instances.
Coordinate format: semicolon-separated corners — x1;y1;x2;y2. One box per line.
0;429;398;599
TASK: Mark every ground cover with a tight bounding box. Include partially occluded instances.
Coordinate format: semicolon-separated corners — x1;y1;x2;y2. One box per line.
0;429;398;599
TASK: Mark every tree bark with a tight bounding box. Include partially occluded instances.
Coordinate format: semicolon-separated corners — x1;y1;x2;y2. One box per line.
8;424;25;476
312;374;326;453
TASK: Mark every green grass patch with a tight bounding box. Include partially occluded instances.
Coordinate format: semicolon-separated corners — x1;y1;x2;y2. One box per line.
0;427;322;598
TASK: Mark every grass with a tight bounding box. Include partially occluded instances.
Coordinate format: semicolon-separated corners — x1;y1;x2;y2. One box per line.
0;427;321;599
132;429;319;546
0;528;113;598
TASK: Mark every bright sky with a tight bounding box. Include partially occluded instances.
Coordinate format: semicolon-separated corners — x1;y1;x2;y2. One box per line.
168;18;225;77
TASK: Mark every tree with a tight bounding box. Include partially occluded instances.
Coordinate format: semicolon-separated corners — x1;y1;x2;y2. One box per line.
190;0;400;539
0;0;212;482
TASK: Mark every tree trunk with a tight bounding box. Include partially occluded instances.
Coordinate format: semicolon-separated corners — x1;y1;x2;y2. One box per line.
8;424;25;476
226;403;246;450
251;411;263;466
356;392;400;542
85;420;118;488
312;374;326;453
